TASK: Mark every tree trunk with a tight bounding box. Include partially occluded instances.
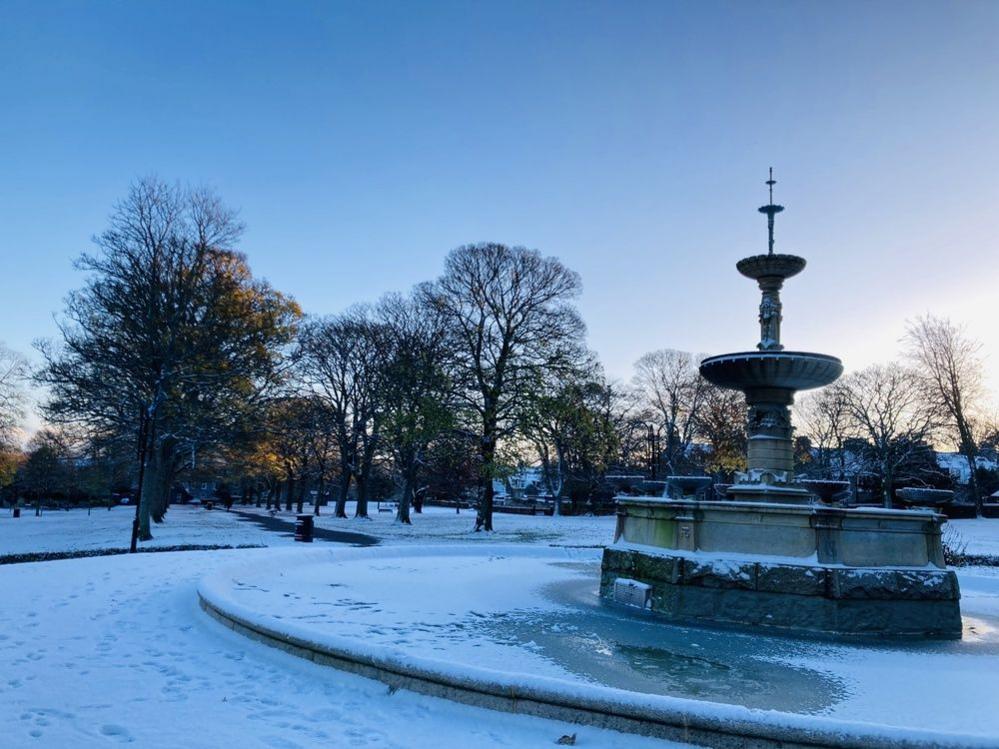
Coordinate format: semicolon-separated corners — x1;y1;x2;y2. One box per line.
475;436;495;532
355;477;369;518
132;409;155;547
961;439;982;516
335;472;351;518
296;478;307;514
882;465;894;509
149;440;175;523
284;475;294;512
396;471;414;525
314;477;325;516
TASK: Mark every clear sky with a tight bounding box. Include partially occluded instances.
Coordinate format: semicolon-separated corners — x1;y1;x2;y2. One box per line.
2;1;998;415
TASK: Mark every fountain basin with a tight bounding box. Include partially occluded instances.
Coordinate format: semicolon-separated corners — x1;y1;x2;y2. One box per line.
699;351;843;392
199;545;993;746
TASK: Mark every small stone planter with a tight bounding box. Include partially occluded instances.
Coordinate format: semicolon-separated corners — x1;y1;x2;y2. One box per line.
896;488;954;507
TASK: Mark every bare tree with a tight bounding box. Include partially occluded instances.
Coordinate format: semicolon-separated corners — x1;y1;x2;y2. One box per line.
906;315;987;514
425;243;585;531
839;363;936;508
0;343;29;447
298;308;387;518
631;349;708;475
520;370;620;512
797;384;850;479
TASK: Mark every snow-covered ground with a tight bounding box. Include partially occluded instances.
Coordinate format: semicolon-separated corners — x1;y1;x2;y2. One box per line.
0;503;619;556
0;548;682;749
0;505;281;555
946;518;999;557
2;505;999;748
3;503;997;558
309;503;617;547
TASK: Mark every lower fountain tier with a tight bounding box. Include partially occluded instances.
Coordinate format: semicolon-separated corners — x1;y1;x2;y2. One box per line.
700;351;844;478
600;497;961;638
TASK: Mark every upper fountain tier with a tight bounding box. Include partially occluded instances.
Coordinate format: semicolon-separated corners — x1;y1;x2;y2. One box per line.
736;253;806;282
698;170;843;487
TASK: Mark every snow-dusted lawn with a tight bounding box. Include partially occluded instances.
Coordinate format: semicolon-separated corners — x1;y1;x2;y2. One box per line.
0;503;619;556
0;549;682;749
947;518;999;557
0;504;283;555
310;503;617;547
4;503;996;560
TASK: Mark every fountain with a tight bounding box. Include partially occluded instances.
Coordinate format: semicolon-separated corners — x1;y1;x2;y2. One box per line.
601;171;962;638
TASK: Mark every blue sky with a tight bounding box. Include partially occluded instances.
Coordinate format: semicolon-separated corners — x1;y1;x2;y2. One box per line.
2;1;998;404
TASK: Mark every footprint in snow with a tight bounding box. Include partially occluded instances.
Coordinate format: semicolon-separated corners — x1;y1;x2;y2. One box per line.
99;724;134;742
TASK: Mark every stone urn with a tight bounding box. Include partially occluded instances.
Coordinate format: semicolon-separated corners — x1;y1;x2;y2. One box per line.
802;479;850;503
665;475;713;499
896;487;954;507
712;483;732;500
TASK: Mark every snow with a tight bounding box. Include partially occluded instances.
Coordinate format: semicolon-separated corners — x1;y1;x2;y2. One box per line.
0;504;282;556
0;503;618;557
948;518;999;557
309;504;617;548
3;503;999;747
0;548;681;749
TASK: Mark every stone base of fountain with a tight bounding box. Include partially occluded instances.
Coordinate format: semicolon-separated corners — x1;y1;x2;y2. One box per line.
600;497;962;638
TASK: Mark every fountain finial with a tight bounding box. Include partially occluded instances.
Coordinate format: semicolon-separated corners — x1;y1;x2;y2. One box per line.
758;167;784;255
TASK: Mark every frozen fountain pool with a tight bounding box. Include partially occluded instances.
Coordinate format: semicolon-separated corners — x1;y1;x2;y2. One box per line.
199;546;999;748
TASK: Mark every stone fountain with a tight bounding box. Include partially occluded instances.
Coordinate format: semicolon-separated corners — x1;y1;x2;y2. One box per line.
600;171;962;638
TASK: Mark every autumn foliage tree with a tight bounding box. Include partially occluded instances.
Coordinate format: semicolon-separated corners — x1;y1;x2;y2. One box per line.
38;178;300;545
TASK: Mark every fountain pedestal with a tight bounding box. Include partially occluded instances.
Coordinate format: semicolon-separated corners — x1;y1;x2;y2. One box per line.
601;498;961;638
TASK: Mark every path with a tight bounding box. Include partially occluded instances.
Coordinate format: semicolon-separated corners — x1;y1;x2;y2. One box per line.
230;509;379;546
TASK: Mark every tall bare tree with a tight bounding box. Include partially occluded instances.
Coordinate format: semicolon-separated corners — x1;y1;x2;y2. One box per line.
632;349;708;476
425;243;585;531
298;308;387;518
839;363;936;508
797;384;850;479
906;315;987;514
0;343;29;447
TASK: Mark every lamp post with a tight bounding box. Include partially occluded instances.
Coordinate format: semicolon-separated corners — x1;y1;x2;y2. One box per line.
646;424;663;480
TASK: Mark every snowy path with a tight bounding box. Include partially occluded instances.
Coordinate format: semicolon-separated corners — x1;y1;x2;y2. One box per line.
0;549;685;749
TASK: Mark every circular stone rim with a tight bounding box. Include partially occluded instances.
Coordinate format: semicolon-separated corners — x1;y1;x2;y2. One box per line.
197;544;982;749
